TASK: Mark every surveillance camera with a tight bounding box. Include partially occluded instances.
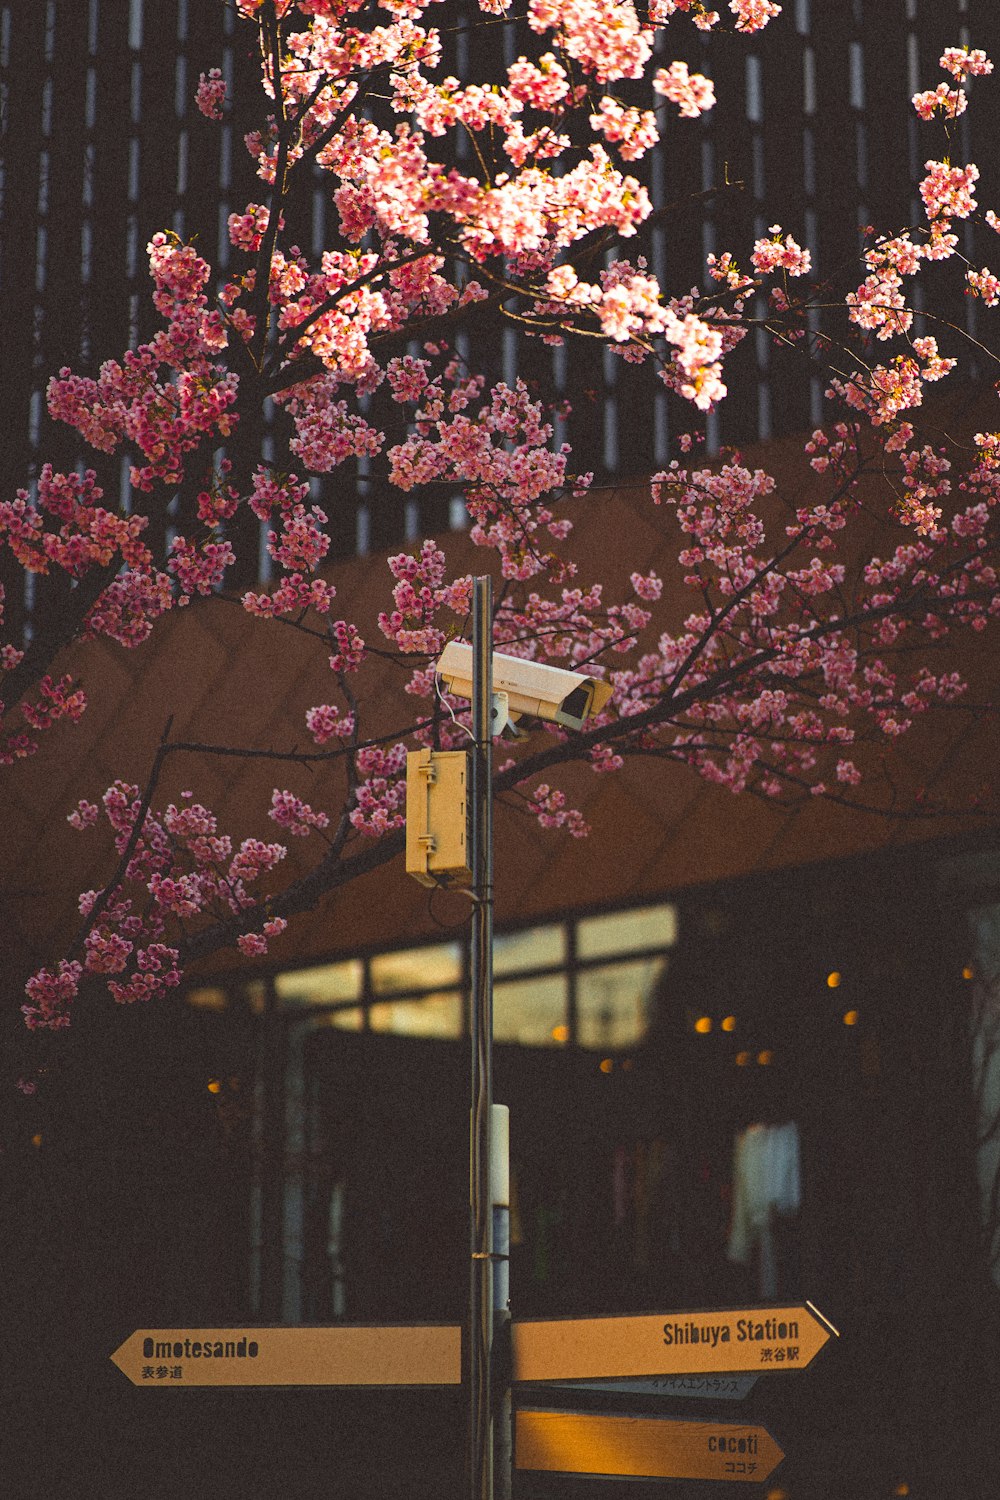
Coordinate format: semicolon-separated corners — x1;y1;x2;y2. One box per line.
435;640;613;733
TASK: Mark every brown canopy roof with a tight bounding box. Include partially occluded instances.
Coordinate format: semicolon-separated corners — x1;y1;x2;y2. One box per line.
3;395;997;982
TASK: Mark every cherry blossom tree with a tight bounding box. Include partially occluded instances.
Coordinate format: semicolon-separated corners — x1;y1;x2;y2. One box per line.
3;1;1000;1041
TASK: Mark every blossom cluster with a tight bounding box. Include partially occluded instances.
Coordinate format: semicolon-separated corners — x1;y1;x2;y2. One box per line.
631;429;999;796
541;260;736;411
751;230;811;278
386;374;585;579
19;779;337;1028
350;743;408;836
527;784;589;836
196;68;226;120
47;237;238;493
913;44;992;116
7;10;1000;1038
653;61;716;117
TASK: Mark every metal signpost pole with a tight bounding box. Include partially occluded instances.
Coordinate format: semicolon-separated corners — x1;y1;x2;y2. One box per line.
469;575;495;1500
492;1103;512;1500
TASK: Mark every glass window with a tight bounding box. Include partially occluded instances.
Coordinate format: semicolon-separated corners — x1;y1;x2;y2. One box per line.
494;974;568;1047
324;1007;364;1032
577;957;667;1050
494;924;566;975
245;980;268;1016
370;942;461;995
186;986;228;1011
369;990;462;1039
577;903;677;961
275;959;363;1008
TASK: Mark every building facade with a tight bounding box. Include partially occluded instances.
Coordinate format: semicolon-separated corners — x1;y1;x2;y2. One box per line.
3;0;995;621
3;3;1000;1496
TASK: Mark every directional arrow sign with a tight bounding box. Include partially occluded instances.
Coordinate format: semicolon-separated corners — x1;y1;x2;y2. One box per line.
111;1324;462;1388
512;1303;836;1383
539;1373;759;1402
515;1409;784;1483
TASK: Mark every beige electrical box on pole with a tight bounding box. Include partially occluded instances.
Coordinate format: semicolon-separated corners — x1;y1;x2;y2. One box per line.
405;749;473;889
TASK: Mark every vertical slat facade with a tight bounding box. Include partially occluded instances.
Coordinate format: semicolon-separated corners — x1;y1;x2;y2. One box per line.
1;2;992;621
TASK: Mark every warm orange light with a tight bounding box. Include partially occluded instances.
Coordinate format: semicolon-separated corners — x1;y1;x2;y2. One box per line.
843;1010;859;1027
893;1485;910;1497
757;1049;773;1066
721;1015;736;1032
735;1051;751;1067
207;1079;222;1094
31;1132;43;1148
766;1489;790;1500
599;1058;614;1074
694;1016;712;1034
551;1024;570;1043
962;966;974;981
826;971;842;988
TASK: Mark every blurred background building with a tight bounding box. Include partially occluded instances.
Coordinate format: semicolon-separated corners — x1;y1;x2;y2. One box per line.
3;4;1000;1497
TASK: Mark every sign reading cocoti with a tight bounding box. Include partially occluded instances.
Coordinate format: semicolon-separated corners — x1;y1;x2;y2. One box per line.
515;1409;785;1483
110;1324;463;1388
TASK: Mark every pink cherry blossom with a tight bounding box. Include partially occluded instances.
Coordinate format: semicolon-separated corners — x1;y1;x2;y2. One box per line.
967;267;1000;306
939;47;993;81
920;160;978;221
729;0;781;32
526;0;653;83
630;571;663;601
196;68;227;120
653;62;716;118
590;98;660;159
268;790;331;837
7;9;1000;1035
22;960;83;1030
528;783;589;836
751;229;811;277
67;799;100;831
912;82;967;120
305;705;356;744
846;270;911;339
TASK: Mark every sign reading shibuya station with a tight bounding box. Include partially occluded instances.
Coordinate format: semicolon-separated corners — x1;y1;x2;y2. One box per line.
110;1324;462;1388
512;1303;836;1383
515;1409;785;1484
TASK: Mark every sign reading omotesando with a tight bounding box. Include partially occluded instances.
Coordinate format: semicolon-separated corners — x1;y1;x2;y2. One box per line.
110;1324;462;1387
515;1409;785;1483
512;1303;836;1383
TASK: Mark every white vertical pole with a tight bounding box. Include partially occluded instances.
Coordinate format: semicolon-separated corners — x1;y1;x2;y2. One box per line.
469;576;494;1500
491;1103;511;1500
